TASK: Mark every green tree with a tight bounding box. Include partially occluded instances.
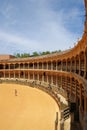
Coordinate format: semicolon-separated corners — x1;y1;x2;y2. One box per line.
40;51;50;55
21;53;30;58
15;53;21;58
14;50;62;58
32;51;39;56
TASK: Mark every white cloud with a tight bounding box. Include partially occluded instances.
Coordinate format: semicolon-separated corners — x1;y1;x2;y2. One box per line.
0;21;79;54
0;31;42;49
0;0;85;54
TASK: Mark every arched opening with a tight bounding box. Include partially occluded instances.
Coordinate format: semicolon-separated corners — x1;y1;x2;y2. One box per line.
67;58;71;72
0;72;4;78
10;64;14;69
57;60;61;70
52;60;56;70
85;47;87;79
48;61;51;70
76;55;79;74
62;59;66;71
25;63;28;69
15;63;19;69
39;62;42;69
20;63;24;69
43;62;47;69
29;63;33;69
5;64;9;69
20;71;24;78
71;57;75;73
0;64;4;69
34;63;37;69
80;51;84;77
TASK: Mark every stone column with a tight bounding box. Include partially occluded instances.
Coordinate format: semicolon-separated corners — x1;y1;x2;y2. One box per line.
70;60;72;72
24;71;25;79
56;61;57;70
84;52;87;78
38;74;39;81
79;56;81;75
75;80;77;102
3;64;5;78
9;64;10;70
74;59;76;73
28;63;29;69
33;73;34;80
19;71;20;79
14;63;15;69
23;63;25;69
66;60;68;71
42;73;44;82
42;62;44;70
51;61;53;70
47;75;48;83
28;72;30;80
14;71;15;78
70;78;72;98
37;62;39;69
51;75;53;85
9;64;10;78
61;61;63;71
56;75;58;87
33;63;34;69
19;63;20;70
46;62;48;70
80;85;82;107
79;84;83;126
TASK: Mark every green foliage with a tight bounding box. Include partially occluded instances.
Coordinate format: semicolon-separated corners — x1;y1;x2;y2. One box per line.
14;53;30;58
40;51;50;55
14;50;61;58
14;53;21;58
32;51;39;56
52;50;61;53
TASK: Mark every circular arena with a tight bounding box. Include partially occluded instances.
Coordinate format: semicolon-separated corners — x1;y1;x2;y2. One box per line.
0;83;60;130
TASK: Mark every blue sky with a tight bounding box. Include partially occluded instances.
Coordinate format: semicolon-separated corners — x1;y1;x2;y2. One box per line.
0;0;85;54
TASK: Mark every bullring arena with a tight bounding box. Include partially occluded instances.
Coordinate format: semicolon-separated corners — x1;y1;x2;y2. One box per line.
0;83;60;130
0;0;87;130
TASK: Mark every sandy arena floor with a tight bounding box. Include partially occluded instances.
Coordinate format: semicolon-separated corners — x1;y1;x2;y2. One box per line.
0;84;60;130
